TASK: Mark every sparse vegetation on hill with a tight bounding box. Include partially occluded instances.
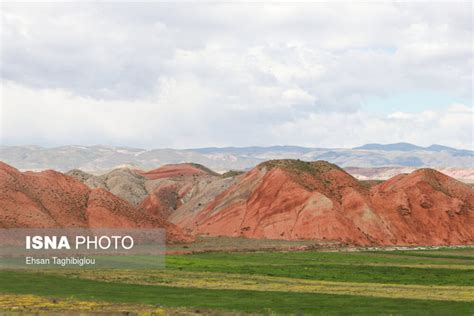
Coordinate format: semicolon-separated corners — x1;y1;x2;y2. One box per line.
66;169;94;182
256;159;359;193
259;159;344;176
188;163;220;176
360;179;384;188
221;170;245;178
259;159;316;174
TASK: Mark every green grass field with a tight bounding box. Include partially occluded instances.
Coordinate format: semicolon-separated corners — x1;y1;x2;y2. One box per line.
1;247;473;315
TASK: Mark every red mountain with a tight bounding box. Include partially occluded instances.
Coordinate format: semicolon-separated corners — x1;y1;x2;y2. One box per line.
177;160;473;246
138;163;234;222
370;168;474;245
0;162;191;243
2;159;472;246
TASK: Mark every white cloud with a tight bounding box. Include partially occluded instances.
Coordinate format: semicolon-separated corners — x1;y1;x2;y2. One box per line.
1;81;472;150
0;2;472;149
271;105;474;150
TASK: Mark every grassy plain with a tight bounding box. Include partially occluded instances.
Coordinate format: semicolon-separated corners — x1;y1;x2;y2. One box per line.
0;245;473;315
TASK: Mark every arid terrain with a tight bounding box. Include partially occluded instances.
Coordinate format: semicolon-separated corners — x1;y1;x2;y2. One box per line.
174;160;473;246
1;159;472;247
0;162;190;242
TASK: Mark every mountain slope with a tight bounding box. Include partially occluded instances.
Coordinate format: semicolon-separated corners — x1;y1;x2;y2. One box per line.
177;160;474;246
370;169;474;245
0;162;190;242
2;159;472;246
67;168;148;206
182;160;384;244
138;164;236;222
67;163;232;222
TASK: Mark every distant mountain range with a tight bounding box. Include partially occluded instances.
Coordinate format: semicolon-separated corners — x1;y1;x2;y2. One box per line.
353;143;473;155
0;143;472;173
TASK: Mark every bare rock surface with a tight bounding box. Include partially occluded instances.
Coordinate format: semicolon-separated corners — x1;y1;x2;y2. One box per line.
67;168;148;207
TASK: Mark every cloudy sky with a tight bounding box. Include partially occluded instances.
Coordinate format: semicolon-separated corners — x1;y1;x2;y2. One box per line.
1;2;472;149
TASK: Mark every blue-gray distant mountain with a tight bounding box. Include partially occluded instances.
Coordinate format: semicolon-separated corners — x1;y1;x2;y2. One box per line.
354;143;424;151
191;146;316;155
354;143;473;156
0;143;472;173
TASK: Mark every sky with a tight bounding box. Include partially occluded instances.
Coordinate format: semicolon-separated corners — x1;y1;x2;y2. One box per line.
1;2;472;150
